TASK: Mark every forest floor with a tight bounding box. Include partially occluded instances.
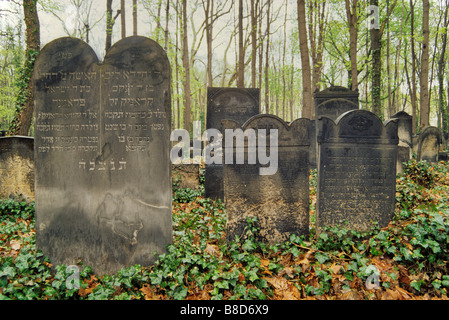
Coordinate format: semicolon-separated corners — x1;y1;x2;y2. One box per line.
1;159;449;300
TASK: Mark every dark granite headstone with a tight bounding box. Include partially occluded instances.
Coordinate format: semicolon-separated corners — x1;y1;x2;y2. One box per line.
392;111;412;174
0;136;34;201
222;114;310;244
33;36;172;274
316;109;398;233
418;126;442;163
204;87;259;200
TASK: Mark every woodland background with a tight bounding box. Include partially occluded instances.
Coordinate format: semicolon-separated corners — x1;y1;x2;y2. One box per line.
0;0;447;136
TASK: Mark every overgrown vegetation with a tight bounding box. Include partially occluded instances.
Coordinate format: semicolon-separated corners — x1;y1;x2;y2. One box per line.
1;160;449;300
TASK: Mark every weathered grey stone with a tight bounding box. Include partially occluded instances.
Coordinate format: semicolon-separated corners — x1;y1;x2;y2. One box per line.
0;136;34;201
314;86;359;121
418;126;442;163
308;120;316;169
316;109;398;233
391;111;412;174
33;36;172;274
204;87;259;200
313;86;359;168
223;114;310;244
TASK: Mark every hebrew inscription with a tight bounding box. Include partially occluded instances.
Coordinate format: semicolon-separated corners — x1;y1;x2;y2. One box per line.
223;115;310;244
34;36;172;274
316;110;398;233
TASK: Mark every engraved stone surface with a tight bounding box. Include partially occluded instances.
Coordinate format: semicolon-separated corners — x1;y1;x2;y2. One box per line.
223;115;310;244
316;109;398;233
0;136;34;201
204;87;259;200
418;126;442;163
33;36;172;274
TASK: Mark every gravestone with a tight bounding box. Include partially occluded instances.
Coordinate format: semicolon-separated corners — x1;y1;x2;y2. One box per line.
316;109;398;233
204;87;259;200
33;36;172;274
308;120;316;168
418;126;442;163
314;86;359;120
392;111;412;174
0;136;34;201
223;114;310;244
313;86;359;166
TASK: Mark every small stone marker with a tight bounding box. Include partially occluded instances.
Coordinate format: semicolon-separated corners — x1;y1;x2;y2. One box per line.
204;87;259;200
391;111;412;174
0;136;34;201
316;109;398;233
223;115;310;244
33;36;172;274
418;126;442;163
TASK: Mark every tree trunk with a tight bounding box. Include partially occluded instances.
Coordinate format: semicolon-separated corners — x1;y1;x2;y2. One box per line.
133;0;137;36
345;0;357;90
386;0;393;117
204;0;213;86
181;0;191;131
282;0;287;119
105;0;121;52
370;0;382;118
265;0;271;112
165;0;170;51
410;0;417;133
120;0;126;38
250;0;257;88
237;0;244;87
419;0;430;129
9;0;40;135
297;0;313;118
438;5;449;134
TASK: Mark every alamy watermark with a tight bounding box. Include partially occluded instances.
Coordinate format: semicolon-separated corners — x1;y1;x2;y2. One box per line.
365;265;380;290
170;121;279;176
367;5;380;30
65;265;80;290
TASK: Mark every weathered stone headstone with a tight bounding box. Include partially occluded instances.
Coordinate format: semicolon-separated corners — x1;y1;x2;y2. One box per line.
33;36;172;274
392;111;412;174
204;87;259;200
418;126;442;163
308;120;316;168
316;109;398;233
223;115;310;244
313;86;359;167
314;86;359;121
0;136;34;201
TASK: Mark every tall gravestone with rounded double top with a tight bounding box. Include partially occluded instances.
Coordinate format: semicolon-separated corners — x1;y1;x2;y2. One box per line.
33;36;172;274
222;115;310;244
316;109;398;233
